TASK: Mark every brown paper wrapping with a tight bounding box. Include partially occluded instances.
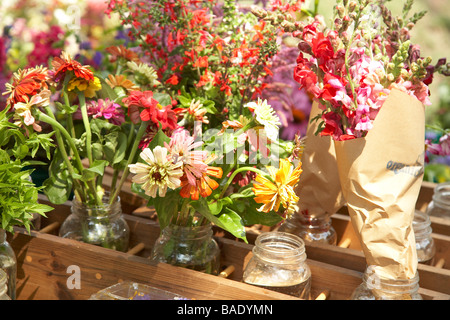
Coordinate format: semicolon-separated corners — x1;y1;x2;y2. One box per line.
334;89;425;280
295;102;345;217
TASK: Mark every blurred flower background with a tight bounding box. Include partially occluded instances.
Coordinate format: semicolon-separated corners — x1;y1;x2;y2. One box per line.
0;0;448;182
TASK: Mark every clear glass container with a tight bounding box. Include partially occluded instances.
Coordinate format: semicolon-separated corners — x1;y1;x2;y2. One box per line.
150;223;220;275
426;182;450;220
59;192;130;252
279;213;337;245
0;269;11;300
0;229;16;300
413;210;436;265
89;281;189;300
243;232;311;299
351;267;422;300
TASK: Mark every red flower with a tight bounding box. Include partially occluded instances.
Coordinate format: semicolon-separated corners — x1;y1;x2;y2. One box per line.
50;52;94;83
293;53;321;98
165;74;179;85
122;90;178;130
311;32;334;69
3;66;49;107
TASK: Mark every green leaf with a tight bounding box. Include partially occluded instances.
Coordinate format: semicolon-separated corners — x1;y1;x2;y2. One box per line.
42;150;73;204
153;92;172;106
191;198;247;242
148;128;171;150
153;189;180;231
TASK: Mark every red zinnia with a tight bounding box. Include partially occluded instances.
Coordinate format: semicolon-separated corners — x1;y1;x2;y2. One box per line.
50;51;94;83
3;66;49;108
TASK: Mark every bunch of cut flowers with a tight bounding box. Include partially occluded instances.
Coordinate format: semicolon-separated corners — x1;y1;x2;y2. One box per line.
105;0;310;242
254;0;449;141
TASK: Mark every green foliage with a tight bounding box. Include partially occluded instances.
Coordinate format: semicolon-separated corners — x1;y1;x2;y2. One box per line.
0;110;53;233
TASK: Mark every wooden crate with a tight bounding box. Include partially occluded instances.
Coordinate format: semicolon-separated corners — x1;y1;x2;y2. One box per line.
14;198;448;300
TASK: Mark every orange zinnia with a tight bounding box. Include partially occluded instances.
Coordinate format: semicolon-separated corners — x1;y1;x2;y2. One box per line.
252;159;302;214
50;51;94;83
106;45;141;63
3;66;48;107
179;165;223;200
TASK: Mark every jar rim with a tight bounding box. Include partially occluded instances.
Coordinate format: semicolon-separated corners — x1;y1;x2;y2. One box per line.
254;232;306;260
72;191;121;218
363;268;420;294
432;182;450;205
412;210;432;234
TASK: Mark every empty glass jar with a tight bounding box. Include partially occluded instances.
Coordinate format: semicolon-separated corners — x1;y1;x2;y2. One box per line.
413;210;436;265
426;182;450;220
351;267;422;300
243;232;311;299
278;213;337;245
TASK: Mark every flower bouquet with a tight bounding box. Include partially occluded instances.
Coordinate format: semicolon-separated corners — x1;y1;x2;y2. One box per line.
106;0;306;273
258;0;449;294
1;48;165;251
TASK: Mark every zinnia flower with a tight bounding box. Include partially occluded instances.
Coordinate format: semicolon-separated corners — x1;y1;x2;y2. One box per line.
252;159;303;217
179;157;223;200
106;45;141;63
67;76;102;98
84;99;125;125
126;61;161;87
50;51;94;83
128;146;183;198
13;89;51;132
245;98;281;141
105;74;139;94
165;129;208;185
2;66;49;107
122;90;177;129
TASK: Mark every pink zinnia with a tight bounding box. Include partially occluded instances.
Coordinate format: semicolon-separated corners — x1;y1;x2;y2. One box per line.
165;129;208;186
86;98;125;125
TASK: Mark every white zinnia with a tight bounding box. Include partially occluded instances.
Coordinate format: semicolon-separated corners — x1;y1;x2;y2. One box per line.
128;146;183;198
245;98;281;141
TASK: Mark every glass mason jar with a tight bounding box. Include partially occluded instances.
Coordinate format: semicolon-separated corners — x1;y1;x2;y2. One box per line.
0;229;16;300
243;232;311;299
351;267;422;300
150;223;220;275
426;182;450;219
413;210;436;265
278;213;337;245
59;193;130;252
0;269;11;300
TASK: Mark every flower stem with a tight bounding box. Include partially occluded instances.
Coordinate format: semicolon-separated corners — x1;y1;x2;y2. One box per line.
109;120;149;205
78;93;93;165
218;166;270;199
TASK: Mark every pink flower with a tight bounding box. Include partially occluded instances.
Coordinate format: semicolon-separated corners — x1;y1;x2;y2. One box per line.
86;99;125;125
165;129;208;186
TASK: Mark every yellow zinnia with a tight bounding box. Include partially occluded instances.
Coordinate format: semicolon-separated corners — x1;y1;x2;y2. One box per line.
252;159;302;216
68;76;102;98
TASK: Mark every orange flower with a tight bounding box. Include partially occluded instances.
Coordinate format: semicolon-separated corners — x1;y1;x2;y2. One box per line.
105;74;139;93
106;45;141;63
179;166;223;200
50;51;94;83
2;66;48;107
252;159;302;215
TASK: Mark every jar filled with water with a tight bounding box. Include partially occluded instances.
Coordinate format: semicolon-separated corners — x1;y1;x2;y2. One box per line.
242;232;311;299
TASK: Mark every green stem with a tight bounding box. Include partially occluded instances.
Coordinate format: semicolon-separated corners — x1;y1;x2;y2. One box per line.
38;109;85;201
109;120;149;205
78;93;93;165
218;166;270;199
